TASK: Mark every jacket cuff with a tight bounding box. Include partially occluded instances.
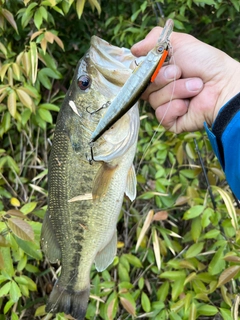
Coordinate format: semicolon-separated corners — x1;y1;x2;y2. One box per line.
204;92;240;198
205;92;240;169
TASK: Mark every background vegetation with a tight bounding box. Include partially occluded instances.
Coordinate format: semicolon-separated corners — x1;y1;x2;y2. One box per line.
0;0;240;319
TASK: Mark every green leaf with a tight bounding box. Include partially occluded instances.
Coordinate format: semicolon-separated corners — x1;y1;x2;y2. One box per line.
4;300;14;314
197;304;218;316
220;308;232;320
38;108;53;123
39;103;59;112
185;242;204;259
118;263;130;282
203;229;220;239
14;237;42;260
38;69;52;89
0;281;11;297
160;271;186;281
6;156;20;174
157;281;169;302
171;277;185;301
34;8;43;29
191;216;202;242
0;247;14;277
10;281;22;302
20;202;37;215
141;291;151;312
183;205;204;220
208;246;226;275
124;254;143;268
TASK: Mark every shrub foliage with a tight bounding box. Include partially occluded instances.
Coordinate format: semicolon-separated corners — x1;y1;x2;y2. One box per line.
0;0;240;319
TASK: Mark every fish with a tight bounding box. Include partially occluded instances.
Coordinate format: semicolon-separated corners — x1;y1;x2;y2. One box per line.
90;18;174;143
41;36;140;320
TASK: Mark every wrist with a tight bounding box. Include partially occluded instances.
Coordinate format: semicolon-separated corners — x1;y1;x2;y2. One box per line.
214;56;240;121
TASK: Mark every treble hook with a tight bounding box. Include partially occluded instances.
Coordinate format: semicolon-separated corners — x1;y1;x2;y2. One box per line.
86;101;111;115
86;142;95;165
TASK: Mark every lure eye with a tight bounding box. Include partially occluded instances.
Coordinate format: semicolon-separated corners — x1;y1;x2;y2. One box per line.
78;75;91;90
157;45;165;54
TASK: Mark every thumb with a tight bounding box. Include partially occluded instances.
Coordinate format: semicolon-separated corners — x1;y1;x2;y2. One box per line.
131;27;163;56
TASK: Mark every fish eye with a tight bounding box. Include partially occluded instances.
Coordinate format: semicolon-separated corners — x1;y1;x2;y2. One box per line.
78;75;91;90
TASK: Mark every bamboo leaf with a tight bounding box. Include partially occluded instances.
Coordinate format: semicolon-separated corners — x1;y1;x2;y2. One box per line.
7;218;34;242
38;108;53;123
0;281;11;297
212;186;238;230
12;63;21;80
20;202;37;215
22;51;31;76
10;281;21;302
119;293;136;316
0;63;10;81
76;0;86;18
7;90;17;118
88;0;101;14
141;291;151;312
136;210;154;251
14;237;42;260
52;34;64;50
34;8;43;29
217;265;240;287
16;88;33;110
2;9;18;33
185;242;204;259
30;41;38;84
152;228;161;271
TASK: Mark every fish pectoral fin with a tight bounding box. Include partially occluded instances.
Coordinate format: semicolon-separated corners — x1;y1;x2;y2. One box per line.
125;164;137;201
94;231;117;272
41;211;61;263
92;163;118;200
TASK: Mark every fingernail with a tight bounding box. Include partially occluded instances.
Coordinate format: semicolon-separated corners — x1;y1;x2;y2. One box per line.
186;79;203;92
164;65;178;80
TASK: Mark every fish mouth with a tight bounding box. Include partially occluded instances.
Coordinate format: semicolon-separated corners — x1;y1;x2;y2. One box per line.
89;36;135;85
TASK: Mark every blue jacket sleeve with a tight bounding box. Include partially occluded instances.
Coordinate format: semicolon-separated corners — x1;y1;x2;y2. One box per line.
205;92;240;199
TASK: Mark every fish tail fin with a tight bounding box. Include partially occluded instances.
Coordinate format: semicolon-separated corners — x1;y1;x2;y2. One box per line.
45;282;90;320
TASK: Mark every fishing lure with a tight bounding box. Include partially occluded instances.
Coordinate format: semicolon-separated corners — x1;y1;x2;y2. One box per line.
90;19;174;143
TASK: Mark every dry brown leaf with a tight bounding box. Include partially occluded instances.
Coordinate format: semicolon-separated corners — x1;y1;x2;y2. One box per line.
136;210;154;252
175;196;190;206
120;296;136;316
217;265;240;287
7;218;34;242
153;211;168;221
152;229;161;271
7;209;27;219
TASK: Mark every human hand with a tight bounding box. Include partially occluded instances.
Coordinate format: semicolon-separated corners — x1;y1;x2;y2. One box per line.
131;28;240;133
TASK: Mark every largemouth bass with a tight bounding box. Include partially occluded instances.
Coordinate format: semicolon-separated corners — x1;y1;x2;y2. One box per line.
41;36;139;319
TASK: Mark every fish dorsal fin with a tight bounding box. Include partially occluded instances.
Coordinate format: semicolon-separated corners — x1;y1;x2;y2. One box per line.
92;163;118;200
94;231;117;272
125;164;137;201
